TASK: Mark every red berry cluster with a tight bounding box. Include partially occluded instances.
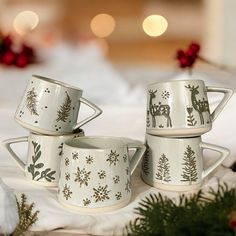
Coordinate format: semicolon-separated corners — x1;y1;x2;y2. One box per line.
0;34;36;68
176;43;200;68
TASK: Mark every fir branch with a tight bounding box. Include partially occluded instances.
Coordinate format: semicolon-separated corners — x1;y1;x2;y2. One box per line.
12;194;39;236
26;88;39;116
125;183;236;236
56;92;72;122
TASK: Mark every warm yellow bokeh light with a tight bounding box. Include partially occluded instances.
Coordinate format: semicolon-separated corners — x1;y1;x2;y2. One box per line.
90;13;116;38
13;11;39;35
142;15;168;37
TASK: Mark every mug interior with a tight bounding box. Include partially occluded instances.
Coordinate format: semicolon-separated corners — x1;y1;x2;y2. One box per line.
65;136;126;149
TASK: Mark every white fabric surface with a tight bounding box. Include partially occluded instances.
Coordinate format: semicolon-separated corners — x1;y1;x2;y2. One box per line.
0;42;236;235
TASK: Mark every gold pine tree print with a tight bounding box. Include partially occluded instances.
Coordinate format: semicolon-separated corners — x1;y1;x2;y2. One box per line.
26;88;39;116
56;92;72;122
181;145;198;184
155;154;171;182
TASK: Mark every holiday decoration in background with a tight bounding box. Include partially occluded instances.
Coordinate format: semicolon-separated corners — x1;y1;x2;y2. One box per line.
0;32;37;68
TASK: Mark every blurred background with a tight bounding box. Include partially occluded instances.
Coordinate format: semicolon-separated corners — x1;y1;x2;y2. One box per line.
0;0;235;67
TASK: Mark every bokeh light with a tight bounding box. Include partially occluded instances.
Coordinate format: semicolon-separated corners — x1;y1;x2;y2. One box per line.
13;11;39;35
90;13;116;38
142;15;168;37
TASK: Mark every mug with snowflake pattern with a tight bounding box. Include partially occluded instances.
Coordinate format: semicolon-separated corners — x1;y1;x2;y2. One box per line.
58;136;146;212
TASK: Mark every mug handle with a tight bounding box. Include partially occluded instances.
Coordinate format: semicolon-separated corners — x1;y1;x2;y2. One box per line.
2;137;28;171
128;143;146;175
201;142;230;179
206;86;233;122
73;97;102;131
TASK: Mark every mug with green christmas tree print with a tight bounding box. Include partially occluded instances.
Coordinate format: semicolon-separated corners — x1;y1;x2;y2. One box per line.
2;129;84;187
58;136;146;212
15;75;102;135
141;134;230;192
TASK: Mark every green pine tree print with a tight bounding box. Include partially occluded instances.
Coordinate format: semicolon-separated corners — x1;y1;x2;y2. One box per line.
181;145;198;184
155;154;171;182
56;92;72;122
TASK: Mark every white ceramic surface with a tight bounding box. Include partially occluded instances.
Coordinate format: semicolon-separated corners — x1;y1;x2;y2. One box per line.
58;136;146;212
141;134;230;191
2;130;84;186
146;80;233;137
15;75;102;135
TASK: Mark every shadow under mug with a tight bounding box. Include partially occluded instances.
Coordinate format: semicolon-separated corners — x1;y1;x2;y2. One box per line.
58;136;146;212
146;80;233;137
15;75;102;135
141;134;230;191
2;129;84;187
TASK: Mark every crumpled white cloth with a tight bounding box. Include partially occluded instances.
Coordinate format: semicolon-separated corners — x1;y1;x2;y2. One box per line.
0;163;236;235
0;178;19;234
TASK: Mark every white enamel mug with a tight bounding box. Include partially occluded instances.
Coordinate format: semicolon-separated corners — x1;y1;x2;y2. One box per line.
15;75;102;135
146;80;233;137
58;136;146;212
141;134;230;191
2;130;84;186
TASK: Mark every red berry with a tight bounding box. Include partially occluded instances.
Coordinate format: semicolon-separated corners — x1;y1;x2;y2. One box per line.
229;220;236;228
21;44;34;57
176;50;185;59
2;35;13;48
15;53;29;68
179;57;190;68
1;50;15;65
190;43;200;53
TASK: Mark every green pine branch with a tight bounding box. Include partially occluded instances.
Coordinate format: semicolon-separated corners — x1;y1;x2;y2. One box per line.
125;183;236;236
12;194;39;236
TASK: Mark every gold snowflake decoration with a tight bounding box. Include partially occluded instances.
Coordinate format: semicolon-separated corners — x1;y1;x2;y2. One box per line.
106;150;119;166
62;184;72;200
86;155;94;164
74;167;91;187
93;184;111;202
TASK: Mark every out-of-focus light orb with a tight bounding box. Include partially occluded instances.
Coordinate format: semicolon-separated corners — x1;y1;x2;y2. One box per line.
90;13;116;38
142;15;168;37
13;11;39;35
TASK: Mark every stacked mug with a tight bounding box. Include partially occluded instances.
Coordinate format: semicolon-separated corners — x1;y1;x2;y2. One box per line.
142;79;233;191
2;75;103;187
2;75;146;212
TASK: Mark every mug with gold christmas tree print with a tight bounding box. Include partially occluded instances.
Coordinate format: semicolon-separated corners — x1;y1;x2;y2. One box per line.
15;75;102;135
141;134;230;192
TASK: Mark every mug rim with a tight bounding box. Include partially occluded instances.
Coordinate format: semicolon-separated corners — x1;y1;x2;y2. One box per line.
146;133;201;140
147;79;204;88
64;136;128;150
32;74;83;91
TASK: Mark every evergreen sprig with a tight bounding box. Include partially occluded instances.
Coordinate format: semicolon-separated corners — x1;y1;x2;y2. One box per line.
12;194;39;236
125;183;236;236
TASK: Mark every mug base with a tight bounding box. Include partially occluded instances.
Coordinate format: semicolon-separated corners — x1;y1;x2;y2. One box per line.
26;178;58;187
142;175;202;192
146;126;212;137
15;117;72;136
58;197;131;213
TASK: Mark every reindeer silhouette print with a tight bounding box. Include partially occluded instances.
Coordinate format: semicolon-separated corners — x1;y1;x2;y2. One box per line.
185;85;210;125
148;90;172;128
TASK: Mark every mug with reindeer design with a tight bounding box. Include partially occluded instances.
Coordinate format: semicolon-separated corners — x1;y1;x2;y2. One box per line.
2;129;84;186
146;80;233;137
15;75;102;135
141;134;230;191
